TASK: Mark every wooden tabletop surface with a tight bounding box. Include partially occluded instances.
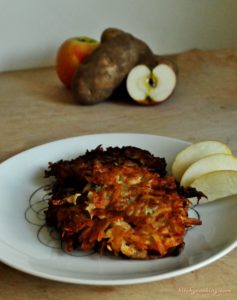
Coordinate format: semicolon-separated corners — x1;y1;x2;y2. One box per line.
0;49;236;299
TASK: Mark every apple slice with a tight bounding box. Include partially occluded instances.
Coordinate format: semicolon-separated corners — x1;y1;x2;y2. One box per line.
172;141;232;182
126;64;176;105
190;170;237;202
180;153;237;187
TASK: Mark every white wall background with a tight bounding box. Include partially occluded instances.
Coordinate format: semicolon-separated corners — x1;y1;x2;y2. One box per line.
1;0;237;71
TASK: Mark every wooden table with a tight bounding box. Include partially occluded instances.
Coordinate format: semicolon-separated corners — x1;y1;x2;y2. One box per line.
0;49;236;299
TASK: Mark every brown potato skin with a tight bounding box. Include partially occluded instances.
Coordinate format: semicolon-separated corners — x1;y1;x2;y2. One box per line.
100;28;125;43
72;28;157;105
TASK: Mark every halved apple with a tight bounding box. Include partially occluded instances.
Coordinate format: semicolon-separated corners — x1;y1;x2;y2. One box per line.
172;141;232;182
190;170;237;202
180;153;237;187
126;64;176;105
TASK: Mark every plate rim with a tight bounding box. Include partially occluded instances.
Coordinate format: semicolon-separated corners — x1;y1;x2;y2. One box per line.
0;238;236;286
0;132;188;165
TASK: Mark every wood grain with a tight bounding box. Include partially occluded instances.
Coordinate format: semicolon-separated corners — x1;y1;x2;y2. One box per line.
0;49;236;299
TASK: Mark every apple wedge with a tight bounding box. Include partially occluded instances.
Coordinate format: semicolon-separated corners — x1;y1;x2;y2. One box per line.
126;64;176;105
180;153;237;187
190;170;237;202
172;141;232;182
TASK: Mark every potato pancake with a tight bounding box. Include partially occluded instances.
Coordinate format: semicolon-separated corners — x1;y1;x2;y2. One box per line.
45;146;201;259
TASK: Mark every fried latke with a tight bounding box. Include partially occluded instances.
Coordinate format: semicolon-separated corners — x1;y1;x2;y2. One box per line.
45;146;201;259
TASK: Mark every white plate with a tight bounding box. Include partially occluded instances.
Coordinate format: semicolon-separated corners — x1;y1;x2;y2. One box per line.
0;133;236;285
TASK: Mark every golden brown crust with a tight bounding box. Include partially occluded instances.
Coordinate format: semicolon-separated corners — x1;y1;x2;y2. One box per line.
45;146;201;259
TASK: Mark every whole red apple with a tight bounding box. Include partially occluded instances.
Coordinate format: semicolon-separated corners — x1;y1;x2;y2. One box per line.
56;36;99;88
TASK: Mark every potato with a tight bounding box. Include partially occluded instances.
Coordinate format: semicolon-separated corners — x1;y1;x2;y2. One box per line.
72;28;157;105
